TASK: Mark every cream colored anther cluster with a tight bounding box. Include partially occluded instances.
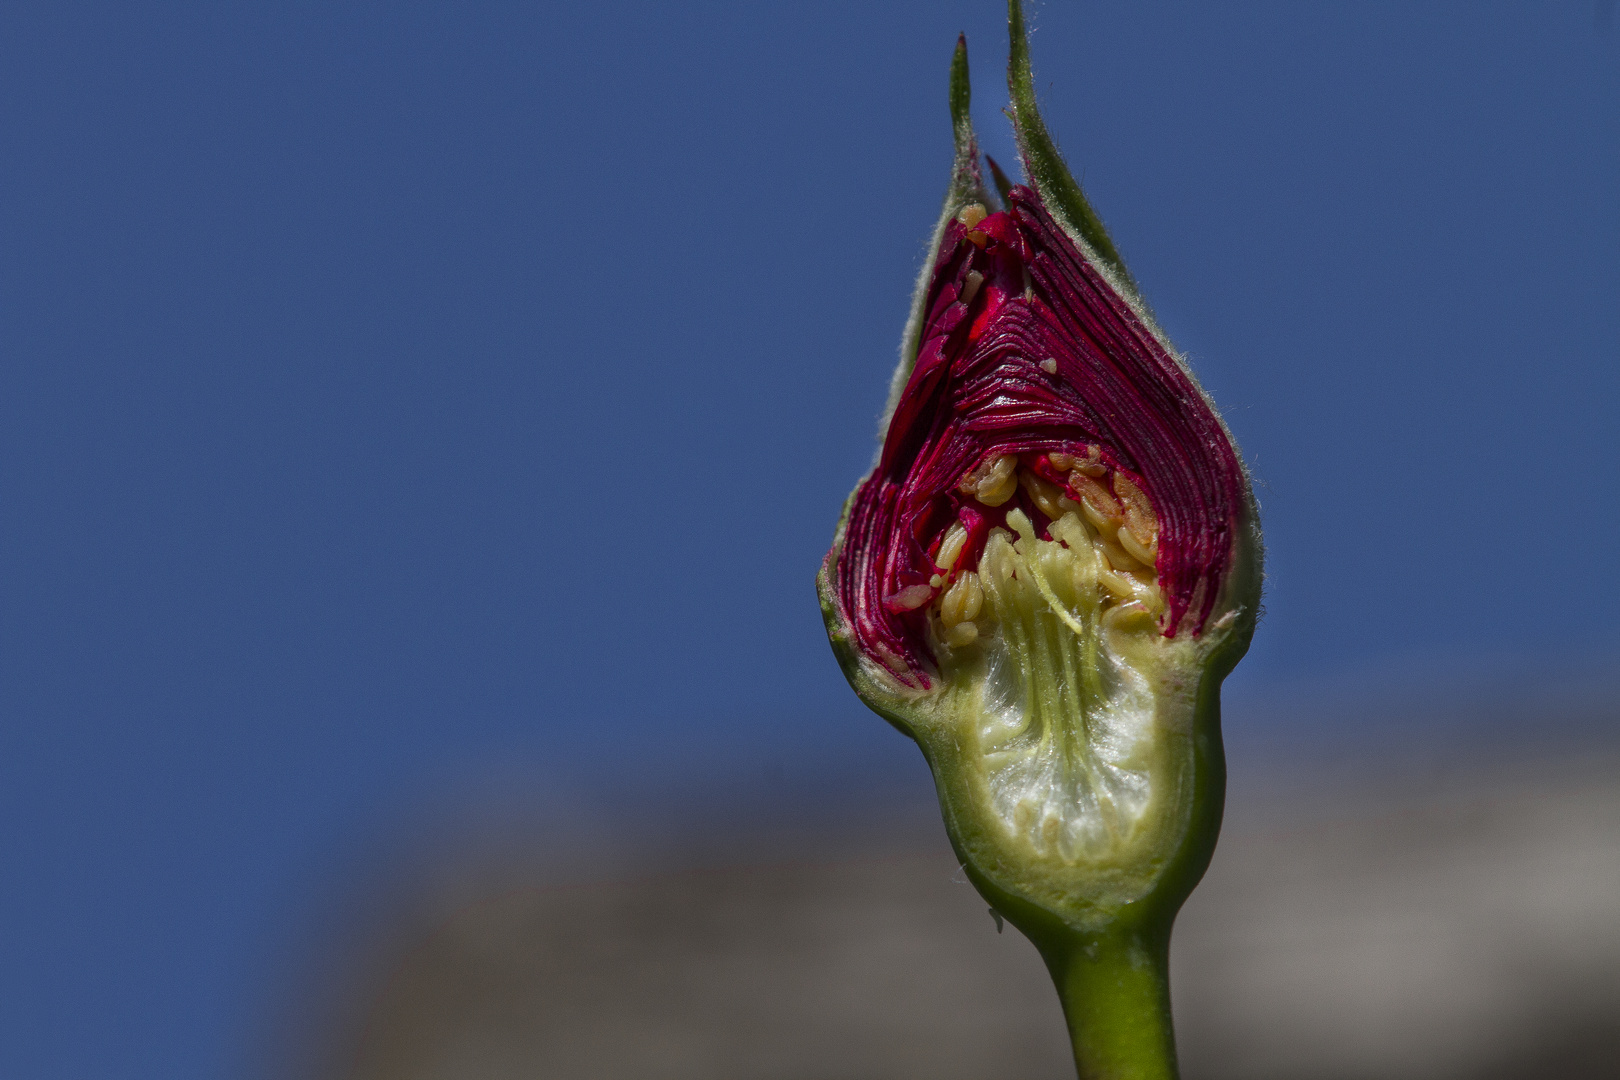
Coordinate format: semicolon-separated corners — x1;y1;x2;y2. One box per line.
931;451;1164;649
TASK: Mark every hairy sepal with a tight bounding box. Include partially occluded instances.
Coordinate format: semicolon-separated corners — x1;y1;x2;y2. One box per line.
818;497;930;740
880;34;995;441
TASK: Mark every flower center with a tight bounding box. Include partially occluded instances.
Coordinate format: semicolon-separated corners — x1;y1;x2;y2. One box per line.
904;448;1164;648
911;449;1211;866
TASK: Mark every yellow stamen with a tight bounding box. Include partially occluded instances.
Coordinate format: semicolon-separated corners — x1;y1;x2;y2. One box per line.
939;572;974;627
1117;525;1157;567
960;571;984;622
1112;474;1160;549
935;521;969;573
1006;509;1089;639
1102;539;1144;574
956;203;987;229
1069;473;1122;529
959;270;984;306
965;454;1017;507
1097;567;1138;601
886;584;934;612
1019;470;1068;521
1073;446;1107;477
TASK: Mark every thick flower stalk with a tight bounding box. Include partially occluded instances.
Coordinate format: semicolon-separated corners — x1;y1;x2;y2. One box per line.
817;6;1262;1079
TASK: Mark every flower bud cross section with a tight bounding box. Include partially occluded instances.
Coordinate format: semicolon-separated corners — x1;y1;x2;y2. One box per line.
834;186;1247;863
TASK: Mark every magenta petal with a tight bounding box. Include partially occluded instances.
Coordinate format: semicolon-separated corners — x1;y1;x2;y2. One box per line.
835;186;1245;685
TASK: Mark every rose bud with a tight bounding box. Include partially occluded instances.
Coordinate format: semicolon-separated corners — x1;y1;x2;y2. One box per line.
817;5;1263;1076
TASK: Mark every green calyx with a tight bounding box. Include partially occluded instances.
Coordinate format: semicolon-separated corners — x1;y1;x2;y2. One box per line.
881;34;993;436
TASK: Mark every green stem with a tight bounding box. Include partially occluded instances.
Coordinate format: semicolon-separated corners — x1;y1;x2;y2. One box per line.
1038;925;1180;1080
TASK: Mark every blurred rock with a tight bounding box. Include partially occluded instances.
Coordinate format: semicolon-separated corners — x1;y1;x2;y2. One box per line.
1174;753;1620;1079
294;751;1620;1080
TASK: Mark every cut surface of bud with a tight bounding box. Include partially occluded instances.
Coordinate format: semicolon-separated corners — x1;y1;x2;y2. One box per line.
818;22;1260;942
822;181;1257;926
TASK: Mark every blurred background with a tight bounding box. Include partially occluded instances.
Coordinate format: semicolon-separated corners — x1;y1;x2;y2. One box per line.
0;2;1616;1077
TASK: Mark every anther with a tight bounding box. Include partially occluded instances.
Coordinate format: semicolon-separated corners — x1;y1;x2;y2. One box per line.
959;454;1015;498
884;584;934;614
979;476;1016;506
1019;470;1068;521
1039;358;1058;374
960;572;984;622
1073;446;1107;477
939;571;984;628
956;204;987;229
959;270;984;306
1102;540;1144;574
1097;567;1138;601
939;574;967;627
1112;474;1160;549
960;454;1017;507
1080;500;1115;534
935;522;969;573
1068;473;1122;524
1116;525;1156;568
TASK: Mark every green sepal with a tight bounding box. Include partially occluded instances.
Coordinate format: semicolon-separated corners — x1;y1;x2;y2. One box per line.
880;34;995;441
1006;0;1141;303
816;491;927;745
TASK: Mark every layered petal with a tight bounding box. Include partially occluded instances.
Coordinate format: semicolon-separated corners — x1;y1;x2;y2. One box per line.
836;186;1247;690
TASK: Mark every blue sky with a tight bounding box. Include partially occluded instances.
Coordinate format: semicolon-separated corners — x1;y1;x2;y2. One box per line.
1;2;1616;1076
